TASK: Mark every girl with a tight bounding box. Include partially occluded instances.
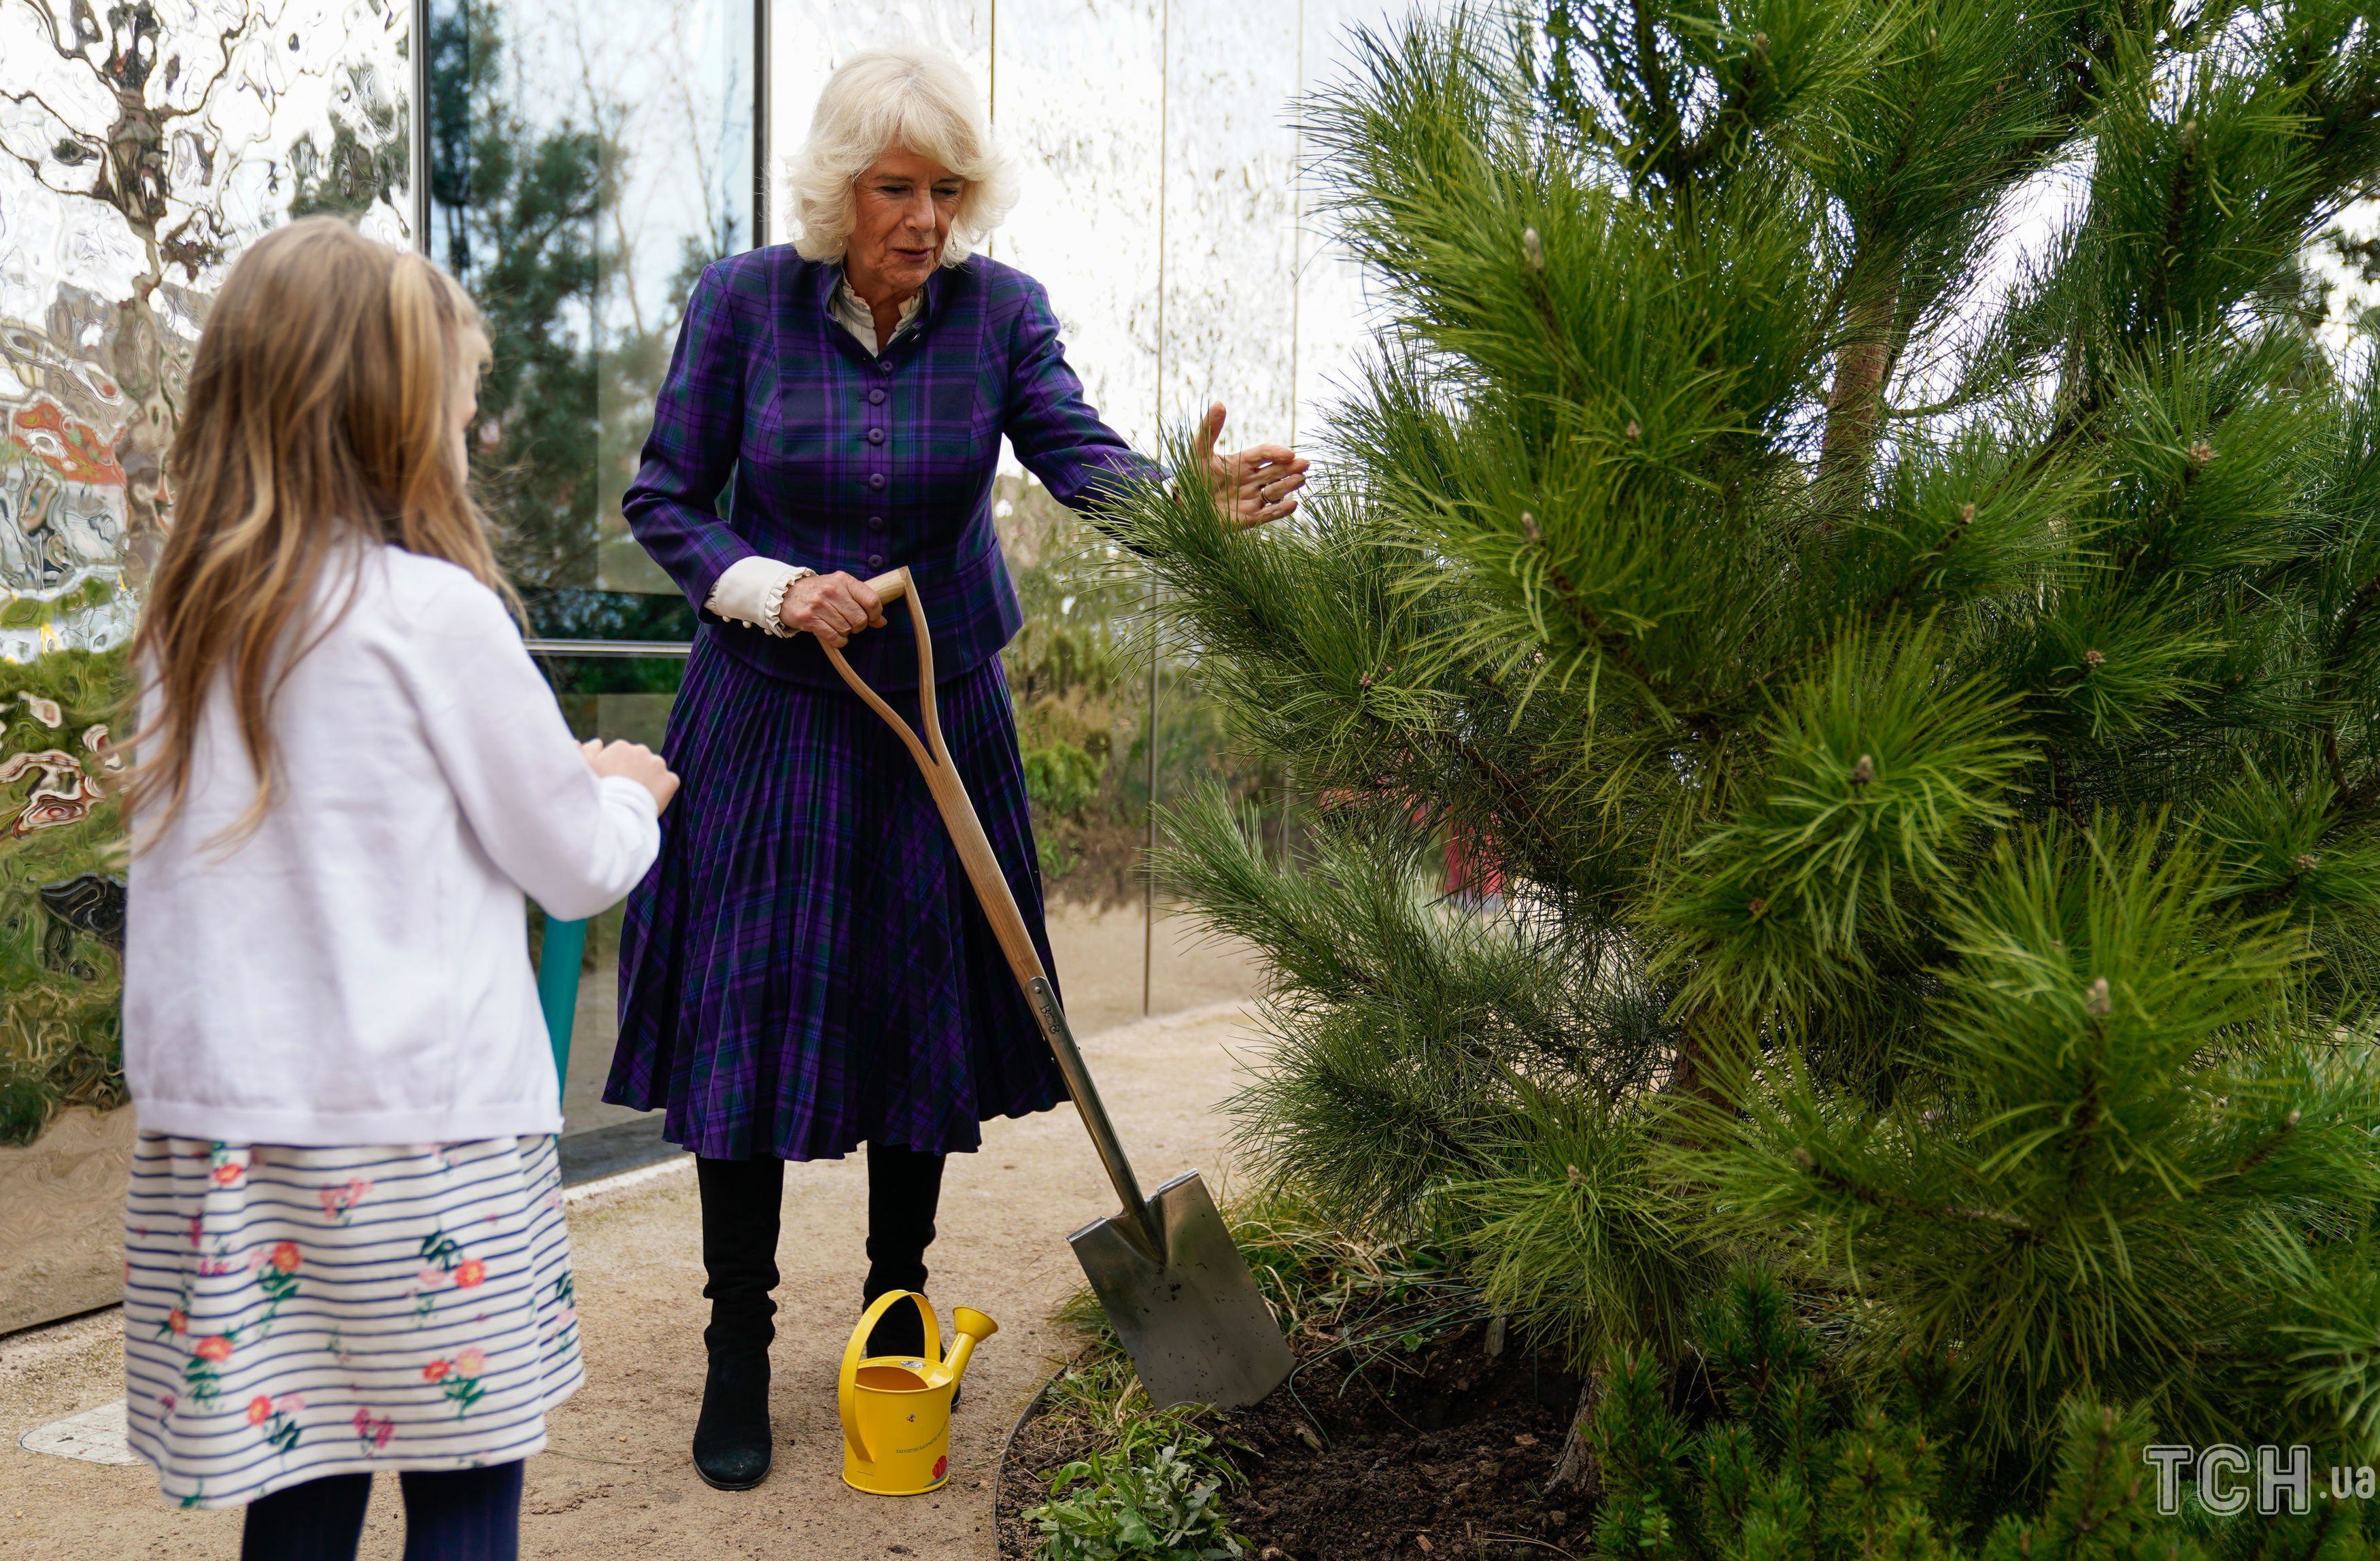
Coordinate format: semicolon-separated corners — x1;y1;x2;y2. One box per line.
118;216;676;1560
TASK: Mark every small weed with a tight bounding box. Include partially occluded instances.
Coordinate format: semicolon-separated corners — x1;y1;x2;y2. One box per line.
1025;1413;1248;1561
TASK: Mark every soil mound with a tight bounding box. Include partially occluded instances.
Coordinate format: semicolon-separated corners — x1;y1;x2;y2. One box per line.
1000;1321;1584;1560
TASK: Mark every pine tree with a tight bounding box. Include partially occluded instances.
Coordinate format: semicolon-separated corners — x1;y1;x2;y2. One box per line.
1114;0;2380;1471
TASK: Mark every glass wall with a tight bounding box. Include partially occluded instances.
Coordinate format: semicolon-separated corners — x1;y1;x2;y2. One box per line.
0;0;415;1331
425;0;755;600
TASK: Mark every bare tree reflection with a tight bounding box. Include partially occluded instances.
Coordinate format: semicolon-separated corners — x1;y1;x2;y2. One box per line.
1;0;250;554
0;0;409;611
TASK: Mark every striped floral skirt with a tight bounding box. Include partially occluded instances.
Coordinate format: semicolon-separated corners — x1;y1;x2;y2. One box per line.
122;1134;581;1509
608;639;1070;1162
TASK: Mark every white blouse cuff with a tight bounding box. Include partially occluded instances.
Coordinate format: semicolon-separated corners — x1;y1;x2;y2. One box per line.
705;558;814;638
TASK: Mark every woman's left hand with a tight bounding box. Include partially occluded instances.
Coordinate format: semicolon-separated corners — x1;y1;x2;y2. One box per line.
1197;403;1308;528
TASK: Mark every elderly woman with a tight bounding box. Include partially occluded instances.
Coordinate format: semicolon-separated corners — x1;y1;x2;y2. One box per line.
609;45;1305;1491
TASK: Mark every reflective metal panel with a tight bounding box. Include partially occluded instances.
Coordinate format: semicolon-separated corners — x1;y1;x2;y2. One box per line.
1295;0;1411;443
0;0;414;656
1157;0;1301;445
0;0;416;1334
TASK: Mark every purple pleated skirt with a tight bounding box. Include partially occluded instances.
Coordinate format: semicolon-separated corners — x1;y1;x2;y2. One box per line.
605;633;1068;1161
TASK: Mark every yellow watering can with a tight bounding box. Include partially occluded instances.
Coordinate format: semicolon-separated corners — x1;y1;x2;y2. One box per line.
838;1292;998;1496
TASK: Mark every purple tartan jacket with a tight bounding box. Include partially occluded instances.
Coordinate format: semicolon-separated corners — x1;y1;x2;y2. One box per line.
622;246;1157;690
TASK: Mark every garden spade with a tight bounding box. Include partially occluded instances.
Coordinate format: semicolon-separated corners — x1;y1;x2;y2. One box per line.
819;567;1295;1411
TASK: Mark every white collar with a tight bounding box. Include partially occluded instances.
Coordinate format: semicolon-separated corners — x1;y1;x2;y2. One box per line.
832;271;924;354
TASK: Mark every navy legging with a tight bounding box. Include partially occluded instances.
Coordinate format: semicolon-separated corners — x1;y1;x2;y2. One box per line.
239;1462;524;1561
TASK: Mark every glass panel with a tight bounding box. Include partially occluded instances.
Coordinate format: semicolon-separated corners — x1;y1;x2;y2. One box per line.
987;0;1161;450
426;0;755;1136
548;688;673;1137
0;0;415;1333
426;0;755;601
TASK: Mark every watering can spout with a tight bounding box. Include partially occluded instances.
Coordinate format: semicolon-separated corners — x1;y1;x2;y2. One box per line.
937;1307;999;1389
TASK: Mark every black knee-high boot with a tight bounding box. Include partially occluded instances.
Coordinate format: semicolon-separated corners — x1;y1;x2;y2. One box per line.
862;1142;947;1363
692;1154;783;1490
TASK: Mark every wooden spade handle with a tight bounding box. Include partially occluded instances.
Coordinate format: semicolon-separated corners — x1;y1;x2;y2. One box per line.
818;575;1043;990
817;576;1157;1241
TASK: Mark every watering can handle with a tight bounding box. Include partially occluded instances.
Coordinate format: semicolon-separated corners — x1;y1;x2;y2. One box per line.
839;1290;943;1464
820;577;1161;1252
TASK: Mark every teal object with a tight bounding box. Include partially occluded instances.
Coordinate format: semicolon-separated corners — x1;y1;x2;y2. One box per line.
536;914;588;1109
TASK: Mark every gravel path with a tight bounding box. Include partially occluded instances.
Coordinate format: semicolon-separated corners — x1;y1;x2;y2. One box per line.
0;997;1265;1560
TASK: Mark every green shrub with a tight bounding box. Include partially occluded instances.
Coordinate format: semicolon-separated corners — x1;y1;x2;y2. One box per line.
0;1073;53;1143
1025;740;1106;820
1588;1269;2380;1560
1026;1417;1248;1561
1129;0;2380;1466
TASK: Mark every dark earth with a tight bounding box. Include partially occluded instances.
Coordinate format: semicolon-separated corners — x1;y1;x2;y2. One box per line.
999;1321;1586;1560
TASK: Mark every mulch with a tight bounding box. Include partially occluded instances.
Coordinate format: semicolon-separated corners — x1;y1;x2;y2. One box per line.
997;1320;1587;1560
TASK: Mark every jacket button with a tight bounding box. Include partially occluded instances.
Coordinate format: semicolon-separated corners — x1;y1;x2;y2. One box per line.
868;473;885;490
868;388;886;405
867;516;885;531
866;428;885;444
868;553;886;570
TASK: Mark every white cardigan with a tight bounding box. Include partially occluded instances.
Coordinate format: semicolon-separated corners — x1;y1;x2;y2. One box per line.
124;545;662;1145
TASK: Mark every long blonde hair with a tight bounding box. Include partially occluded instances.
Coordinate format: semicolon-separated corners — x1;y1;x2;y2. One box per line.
131;216;506;845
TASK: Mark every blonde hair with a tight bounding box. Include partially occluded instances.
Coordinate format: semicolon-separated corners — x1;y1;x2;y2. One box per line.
786;46;1016;264
130;216;505;846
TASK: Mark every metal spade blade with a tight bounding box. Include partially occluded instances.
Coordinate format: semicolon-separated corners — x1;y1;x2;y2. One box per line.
1069;1170;1297;1409
1023;977;1295;1409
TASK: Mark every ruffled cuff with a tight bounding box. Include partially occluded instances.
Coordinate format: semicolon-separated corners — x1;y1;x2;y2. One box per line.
704;557;815;638
756;567;815;639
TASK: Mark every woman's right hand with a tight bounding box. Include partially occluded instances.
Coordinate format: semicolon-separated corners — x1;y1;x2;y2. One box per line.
582;739;681;814
778;571;886;648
